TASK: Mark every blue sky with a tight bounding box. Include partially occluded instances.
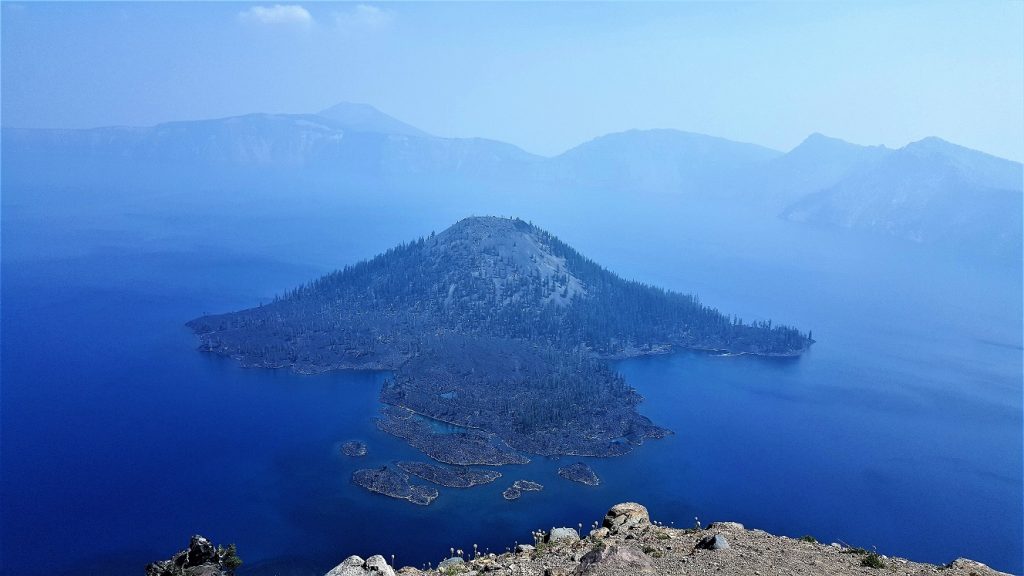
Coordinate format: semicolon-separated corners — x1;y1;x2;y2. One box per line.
2;1;1022;160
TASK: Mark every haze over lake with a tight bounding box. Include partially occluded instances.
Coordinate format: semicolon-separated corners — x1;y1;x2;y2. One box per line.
3;202;1020;575
2;3;1022;576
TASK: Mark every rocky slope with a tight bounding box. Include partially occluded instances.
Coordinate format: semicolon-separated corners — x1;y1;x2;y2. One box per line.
324;502;1011;576
145;535;242;576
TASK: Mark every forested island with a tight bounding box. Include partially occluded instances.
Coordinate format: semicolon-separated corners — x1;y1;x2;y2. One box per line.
188;216;812;461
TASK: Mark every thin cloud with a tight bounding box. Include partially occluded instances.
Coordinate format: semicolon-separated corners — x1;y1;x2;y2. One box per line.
334;4;394;33
239;4;313;26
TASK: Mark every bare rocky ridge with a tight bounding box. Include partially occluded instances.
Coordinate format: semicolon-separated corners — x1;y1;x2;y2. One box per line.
323;502;1012;576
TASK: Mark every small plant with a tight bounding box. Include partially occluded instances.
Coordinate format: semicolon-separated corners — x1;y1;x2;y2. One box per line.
861;552;886;568
799;535;818;544
656;531;671;540
841;546;867;555
638;541;663;557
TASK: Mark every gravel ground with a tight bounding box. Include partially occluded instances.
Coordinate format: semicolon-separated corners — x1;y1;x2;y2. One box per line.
330;503;1012;576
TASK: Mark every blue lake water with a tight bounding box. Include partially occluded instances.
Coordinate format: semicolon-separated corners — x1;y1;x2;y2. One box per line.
2;236;1021;575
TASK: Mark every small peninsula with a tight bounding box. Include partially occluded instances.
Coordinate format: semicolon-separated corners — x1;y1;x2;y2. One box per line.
502;479;544;501
188;217;812;463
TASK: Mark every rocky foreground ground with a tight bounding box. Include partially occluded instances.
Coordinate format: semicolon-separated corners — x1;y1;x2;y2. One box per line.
149;503;1011;576
326;503;1011;576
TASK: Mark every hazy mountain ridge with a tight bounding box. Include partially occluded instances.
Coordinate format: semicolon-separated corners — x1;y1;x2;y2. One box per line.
755;132;892;208
316;102;431;137
4;103;1020;260
546;128;782;196
1;108;542;195
782;137;1023;257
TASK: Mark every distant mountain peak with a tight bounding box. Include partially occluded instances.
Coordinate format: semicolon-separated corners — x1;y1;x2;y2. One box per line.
791;132;888;154
315;101;429;137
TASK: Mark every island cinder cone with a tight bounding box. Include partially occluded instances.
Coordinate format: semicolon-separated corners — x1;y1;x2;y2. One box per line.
187;216;811;460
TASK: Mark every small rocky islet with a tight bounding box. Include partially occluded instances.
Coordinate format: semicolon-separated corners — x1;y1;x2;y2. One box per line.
340;440;368;457
557;461;600;486
350;466;438;506
502;479;544;501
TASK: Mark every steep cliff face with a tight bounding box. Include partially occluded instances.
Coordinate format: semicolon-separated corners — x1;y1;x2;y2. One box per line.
323;502;1012;576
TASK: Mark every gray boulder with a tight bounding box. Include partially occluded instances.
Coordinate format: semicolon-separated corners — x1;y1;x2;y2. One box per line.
696;534;730;551
437;557;465;570
574;545;655;575
324;555;396;576
602;502;650;534
546;527;580;543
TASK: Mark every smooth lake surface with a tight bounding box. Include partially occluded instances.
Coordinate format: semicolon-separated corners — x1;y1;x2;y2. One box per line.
2;224;1021;575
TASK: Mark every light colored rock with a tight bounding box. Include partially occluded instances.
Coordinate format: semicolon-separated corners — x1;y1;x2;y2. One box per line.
602;502;650;534
707;522;744;530
546;527;580;543
574;545;655;575
515;544;535;553
325;554;396;576
437;556;465;570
